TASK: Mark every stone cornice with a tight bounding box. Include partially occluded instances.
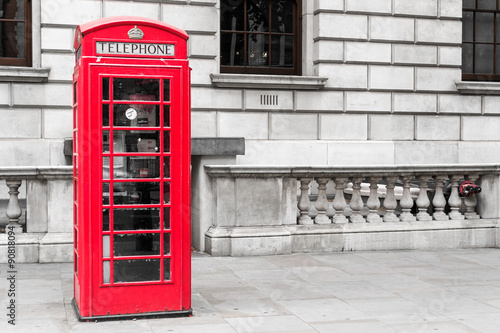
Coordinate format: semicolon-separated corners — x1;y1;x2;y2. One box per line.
210;74;328;90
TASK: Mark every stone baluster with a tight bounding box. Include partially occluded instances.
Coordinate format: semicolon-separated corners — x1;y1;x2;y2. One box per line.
349;177;366;223
332;177;348;224
464;175;480;219
399;176;416;222
383;176;399;222
432;175;449;221
366;177;382;223
314;178;331;224
297;178;313;225
6;180;23;233
416;176;432;221
448;175;464;220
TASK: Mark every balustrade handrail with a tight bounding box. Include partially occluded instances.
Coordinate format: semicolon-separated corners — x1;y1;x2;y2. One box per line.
0;166;73;180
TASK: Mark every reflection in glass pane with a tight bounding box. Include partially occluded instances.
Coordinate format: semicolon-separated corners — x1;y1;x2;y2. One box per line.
163;105;170;127
463;11;474;43
221;33;245;66
247;0;269;32
462;44;473;74
164;207;170;229
103;209;110;231
221;0;245;31
164;131;170;152
113;78;160;101
464;0;476;7
164;233;171;255
248;34;269;67
476;13;495;43
103;261;110;283
164;156;170;178
113;104;159;127
164;182;171;204
113;156;161;179
0;22;25;58
271;35;294;67
163;80;171;102
114;233;160;256
113;131;160;153
102;77;110;100
113;182;160;205
103;131;110;153
103;235;110;258
113;208;160;230
478;0;497;10
102;104;110;127
476;44;494;74
114;259;161;282
103;183;110;205
164;258;171;281
271;0;294;33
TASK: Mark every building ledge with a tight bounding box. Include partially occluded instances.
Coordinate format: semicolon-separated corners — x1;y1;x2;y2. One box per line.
191;137;245;156
0;66;50;83
456;81;500;95
210;73;328;90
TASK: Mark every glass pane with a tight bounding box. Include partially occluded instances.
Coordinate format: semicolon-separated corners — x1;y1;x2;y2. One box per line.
113;131;160;153
164;207;170;229
496;14;500;43
164;156;170;178
103;235;110;258
271;0;294;33
463;11;474;42
102;104;109;127
221;0;245;31
496;45;500;74
113;156;160;179
164;258;171;281
248;0;269;32
0;22;25;58
103;261;110;284
103;156;110;179
112;182;160;205
164;131;170;152
74;82;77;104
163;79;170;102
113;104;159;127
476;13;495;43
74;227;78;250
271;35;294;67
103;131;110;153
221;32;245;66
478;0;497;9
164;182;170;204
103;209;110;231
102;77;109;100
464;0;476;7
1;0;25;20
103;183;110;205
114;259;160;283
164;233;171;255
248;34;269;67
163;105;170;127
113;208;160;230
113;233;160;256
475;44;494;74
462;44;474;74
113;78;160;101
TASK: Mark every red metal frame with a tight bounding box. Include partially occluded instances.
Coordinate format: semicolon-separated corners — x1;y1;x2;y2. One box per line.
72;17;191;320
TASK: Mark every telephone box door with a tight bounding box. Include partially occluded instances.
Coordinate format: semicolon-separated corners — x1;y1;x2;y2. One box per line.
90;64;189;316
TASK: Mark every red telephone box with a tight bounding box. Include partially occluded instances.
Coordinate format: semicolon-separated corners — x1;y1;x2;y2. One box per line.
72;16;191;320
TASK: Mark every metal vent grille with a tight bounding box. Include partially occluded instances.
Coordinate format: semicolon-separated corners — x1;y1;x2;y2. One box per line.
260;94;279;106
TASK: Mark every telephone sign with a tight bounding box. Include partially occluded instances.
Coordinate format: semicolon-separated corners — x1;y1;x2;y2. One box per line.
72;16;191;320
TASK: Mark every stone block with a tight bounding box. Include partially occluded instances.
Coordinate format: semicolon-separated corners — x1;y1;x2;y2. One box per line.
416;19;462;44
162;4;218;33
191;87;242;110
41;27;73;51
462;116;500;141
0;141;51;166
270;114;318;140
230;235;292;256
41;53;77;82
0;234;41;263
345;42;391;64
49;141;68;166
315;13;368;40
394;0;437;17
369;66;414;91
413;229;495;250
439;0;462;19
0;109;41;138
238;140;328;165
291;233;344;253
296;91;343;111
320;114;368;140
245;90;294;111
13;83;72;107
219;112;268;139
327;142;395;165
191;138;244;156
394;141;458;164
370;16;414;42
105;1;160;20
346;91;391;112
476;174;500;219
189;58;218;86
459;142;500;164
438;95;481;114
483;96;500;114
416;115;460;140
38;233;73;263
313;40;344;62
317;64;367;89
188;34;218;58
0;83;10;105
191;111;217;137
416;68;461;92
216;178;236;227
43;109;72;139
370;115;414;140
26;180;48;233
314;0;344;11
393;93;437;113
41;0;101;25
345;0;391;14
394;45;438;65
439;46;461;66
47;179;73;233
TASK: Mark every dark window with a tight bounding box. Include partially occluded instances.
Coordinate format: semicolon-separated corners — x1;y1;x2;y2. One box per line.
0;0;32;67
462;0;500;81
220;0;301;75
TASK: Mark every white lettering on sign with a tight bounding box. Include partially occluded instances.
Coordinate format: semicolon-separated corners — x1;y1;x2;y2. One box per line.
96;42;175;56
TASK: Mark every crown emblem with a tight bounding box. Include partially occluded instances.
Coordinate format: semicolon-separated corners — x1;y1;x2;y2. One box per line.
128;26;144;40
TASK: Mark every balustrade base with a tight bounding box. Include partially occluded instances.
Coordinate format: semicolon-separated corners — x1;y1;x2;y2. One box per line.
0;232;72;263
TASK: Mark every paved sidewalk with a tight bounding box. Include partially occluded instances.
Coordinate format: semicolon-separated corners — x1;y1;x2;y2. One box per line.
1;249;500;332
